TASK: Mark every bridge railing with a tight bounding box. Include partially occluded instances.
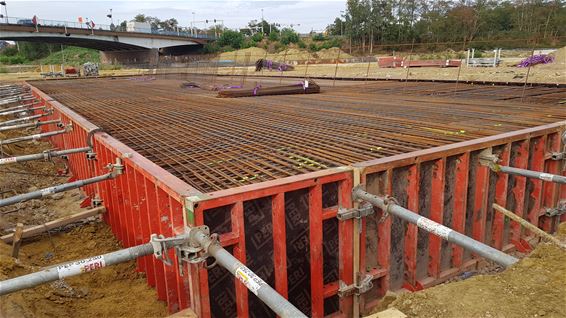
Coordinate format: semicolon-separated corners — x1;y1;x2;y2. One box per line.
0;16;216;39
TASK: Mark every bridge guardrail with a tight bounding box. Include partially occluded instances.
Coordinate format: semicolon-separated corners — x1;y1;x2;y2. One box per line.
0;16;216;39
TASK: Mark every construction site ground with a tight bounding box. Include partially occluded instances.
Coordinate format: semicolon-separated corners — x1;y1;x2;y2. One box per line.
0;127;168;318
383;226;566;318
1;45;565;84
0;63;563;84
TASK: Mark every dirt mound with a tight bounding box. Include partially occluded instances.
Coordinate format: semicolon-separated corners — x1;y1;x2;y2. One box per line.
219;47;267;63
0;223;168;318
315;47;353;59
550;46;566;65
270;48;311;62
389;225;566;318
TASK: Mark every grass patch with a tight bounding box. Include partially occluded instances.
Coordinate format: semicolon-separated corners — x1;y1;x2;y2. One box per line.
38;47;100;66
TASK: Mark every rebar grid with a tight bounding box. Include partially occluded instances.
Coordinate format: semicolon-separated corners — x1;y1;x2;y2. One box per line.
30;76;566;192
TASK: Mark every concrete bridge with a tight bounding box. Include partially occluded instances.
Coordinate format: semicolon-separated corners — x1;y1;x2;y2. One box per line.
0;20;214;65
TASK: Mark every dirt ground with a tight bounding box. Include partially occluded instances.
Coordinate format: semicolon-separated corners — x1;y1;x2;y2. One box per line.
379;225;566;318
0;224;168;318
2;47;564;84
0;111;167;318
217;62;565;84
216;46;566;84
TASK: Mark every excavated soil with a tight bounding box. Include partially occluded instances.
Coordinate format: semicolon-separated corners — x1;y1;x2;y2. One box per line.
0;223;167;318
0;119;167;317
0;127;82;234
387;225;566;318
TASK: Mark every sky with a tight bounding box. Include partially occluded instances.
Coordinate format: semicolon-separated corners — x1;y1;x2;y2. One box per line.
3;0;346;33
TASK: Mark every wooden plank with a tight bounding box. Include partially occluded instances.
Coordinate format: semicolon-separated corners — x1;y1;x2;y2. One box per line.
11;223;24;259
1;207;106;244
309;184;324;317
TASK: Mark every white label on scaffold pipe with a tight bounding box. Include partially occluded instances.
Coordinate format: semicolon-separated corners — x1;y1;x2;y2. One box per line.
56;255;106;279
235;266;264;295
40;187;56;197
539;173;554;182
0;157;17;165
416;217;452;239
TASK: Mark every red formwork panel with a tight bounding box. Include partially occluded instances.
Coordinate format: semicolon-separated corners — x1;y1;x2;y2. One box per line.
185;168;355;318
28;84;201;314
353;121;566;314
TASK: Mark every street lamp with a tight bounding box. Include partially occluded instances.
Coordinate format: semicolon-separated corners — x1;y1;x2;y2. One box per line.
340;10;344;36
261;8;264;34
106;8;113;30
192;12;195;36
0;2;7;24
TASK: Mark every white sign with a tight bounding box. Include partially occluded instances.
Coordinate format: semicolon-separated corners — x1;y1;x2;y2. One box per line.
416;217;452;239
235;266;264;295
57;255;106;279
0;157;17;165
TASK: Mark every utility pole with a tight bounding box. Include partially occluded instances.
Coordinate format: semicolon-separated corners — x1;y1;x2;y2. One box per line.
0;1;8;24
261;8;264;34
340;10;344;37
106;8;113;30
192;12;196;36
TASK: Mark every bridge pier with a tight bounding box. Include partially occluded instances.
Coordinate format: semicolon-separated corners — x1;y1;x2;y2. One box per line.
100;49;159;67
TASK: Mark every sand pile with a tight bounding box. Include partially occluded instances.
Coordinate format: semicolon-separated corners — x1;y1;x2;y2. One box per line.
219;47;267;63
385;224;566;318
270;48;311;62
550;46;566;65
315;47;353;59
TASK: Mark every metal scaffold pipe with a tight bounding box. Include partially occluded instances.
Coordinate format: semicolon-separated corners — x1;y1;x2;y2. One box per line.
0;96;32;105
0;111;53;127
0;158;124;208
0;237;181;296
496;165;566;185
0;226;303;318
192;228;307;318
0;120;60;133
352;186;519;267
0;126;70;146
0;102;37;113
0;146;91;165
0;106;45;117
479;147;566;185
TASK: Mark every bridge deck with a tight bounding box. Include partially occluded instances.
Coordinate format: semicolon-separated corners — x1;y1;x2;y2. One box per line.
30;75;566;192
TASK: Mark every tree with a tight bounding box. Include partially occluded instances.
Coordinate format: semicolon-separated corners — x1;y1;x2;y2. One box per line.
327;0;566;52
280;28;299;45
326;18;345;36
131;14;179;32
217;30;245;49
18;42;57;60
158;18;178;31
242;19;279;36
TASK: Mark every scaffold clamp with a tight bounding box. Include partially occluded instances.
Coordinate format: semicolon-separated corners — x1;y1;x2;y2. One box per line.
338;272;373;298
150;234;174;266
175;226;219;276
544;200;566;217
337;202;374;221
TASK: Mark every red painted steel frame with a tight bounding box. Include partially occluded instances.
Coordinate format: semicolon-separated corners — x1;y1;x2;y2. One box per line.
354;121;566;313
187;168;355;318
26;82;565;317
28;84;201;314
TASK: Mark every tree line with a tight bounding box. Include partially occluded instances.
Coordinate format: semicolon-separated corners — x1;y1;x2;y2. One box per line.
327;0;566;52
